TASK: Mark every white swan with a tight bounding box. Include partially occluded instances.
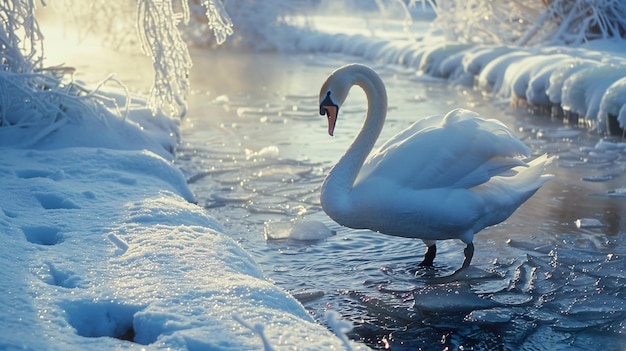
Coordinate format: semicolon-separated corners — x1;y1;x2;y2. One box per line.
318;64;554;271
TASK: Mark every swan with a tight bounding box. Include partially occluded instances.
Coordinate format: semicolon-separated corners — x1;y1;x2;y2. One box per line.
318;63;554;271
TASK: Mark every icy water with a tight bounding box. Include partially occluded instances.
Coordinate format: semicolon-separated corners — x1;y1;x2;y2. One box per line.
177;50;626;350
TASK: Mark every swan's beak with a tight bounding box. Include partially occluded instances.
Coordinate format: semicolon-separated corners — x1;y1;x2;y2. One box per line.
322;105;338;136
320;92;339;136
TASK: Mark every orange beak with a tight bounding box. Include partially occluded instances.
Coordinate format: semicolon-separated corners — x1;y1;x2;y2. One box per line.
322;105;338;136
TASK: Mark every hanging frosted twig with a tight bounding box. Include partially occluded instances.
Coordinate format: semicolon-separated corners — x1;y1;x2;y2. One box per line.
0;0;45;73
203;0;233;45
137;0;192;118
136;0;234;117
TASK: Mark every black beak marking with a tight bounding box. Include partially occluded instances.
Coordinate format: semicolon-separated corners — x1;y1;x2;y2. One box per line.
320;91;338;116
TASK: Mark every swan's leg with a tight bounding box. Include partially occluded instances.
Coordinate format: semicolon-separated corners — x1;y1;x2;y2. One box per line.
418;244;437;267
461;243;474;269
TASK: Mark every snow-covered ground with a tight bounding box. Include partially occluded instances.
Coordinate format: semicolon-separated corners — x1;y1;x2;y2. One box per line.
3;4;626;351
0;96;365;349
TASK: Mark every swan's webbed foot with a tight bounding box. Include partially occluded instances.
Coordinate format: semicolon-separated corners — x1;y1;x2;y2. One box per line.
418;244;436;267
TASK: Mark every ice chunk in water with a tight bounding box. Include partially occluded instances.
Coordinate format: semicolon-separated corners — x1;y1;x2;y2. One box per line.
245;145;280;160
264;219;335;241
574;218;605;228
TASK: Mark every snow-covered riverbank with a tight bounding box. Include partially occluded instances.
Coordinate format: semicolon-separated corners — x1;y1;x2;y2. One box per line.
0;100;365;349
295;16;626;135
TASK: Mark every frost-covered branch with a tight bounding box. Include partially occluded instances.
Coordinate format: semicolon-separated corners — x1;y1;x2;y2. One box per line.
0;1;141;146
186;0;310;51
0;0;94;135
0;0;45;73
424;0;626;46
232;314;276;351
137;0;192;118
201;0;233;45
136;0;233;117
1;0;234;151
538;0;626;45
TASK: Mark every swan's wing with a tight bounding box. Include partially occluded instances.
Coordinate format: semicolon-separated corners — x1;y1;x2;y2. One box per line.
355;108;531;190
373;114;446;153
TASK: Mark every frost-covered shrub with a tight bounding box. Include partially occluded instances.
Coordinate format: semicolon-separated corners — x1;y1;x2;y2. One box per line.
0;0;113;141
0;0;233;145
423;0;626;46
47;0;233;117
0;0;44;73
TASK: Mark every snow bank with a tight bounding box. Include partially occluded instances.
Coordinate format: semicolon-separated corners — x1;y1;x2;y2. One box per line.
293;21;626;134
0;86;180;161
0;110;362;350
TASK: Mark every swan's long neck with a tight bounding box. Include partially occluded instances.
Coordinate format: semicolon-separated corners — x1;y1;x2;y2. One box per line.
321;68;387;220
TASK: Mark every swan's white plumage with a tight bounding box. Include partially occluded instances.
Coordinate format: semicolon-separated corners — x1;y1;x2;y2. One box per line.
318;64;554;269
356;110;532;190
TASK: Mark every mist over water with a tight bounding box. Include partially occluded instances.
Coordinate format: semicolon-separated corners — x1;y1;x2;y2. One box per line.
178;50;626;350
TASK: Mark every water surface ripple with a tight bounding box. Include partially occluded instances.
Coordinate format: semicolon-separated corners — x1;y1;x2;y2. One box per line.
177;51;626;350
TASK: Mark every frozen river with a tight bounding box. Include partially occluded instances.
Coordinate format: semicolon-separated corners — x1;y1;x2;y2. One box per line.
177;49;626;350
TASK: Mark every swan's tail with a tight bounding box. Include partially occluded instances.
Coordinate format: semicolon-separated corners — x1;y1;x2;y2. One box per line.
478;153;554;226
509;154;555;193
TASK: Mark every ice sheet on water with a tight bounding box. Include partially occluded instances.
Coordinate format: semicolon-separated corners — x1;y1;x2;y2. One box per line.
350;229;626;347
535;126;582;139
412;283;502;314
594;139;626;151
464;307;513;324
489;292;533;306
264;219;335;242
581;174;615;182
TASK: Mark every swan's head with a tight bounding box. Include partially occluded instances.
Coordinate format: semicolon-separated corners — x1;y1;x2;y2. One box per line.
319;67;352;136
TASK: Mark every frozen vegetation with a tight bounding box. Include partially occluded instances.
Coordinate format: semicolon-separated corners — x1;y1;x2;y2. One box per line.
1;0;626;350
292;1;626;135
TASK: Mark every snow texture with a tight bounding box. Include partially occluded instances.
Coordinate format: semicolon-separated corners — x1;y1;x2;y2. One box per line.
0;118;364;350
